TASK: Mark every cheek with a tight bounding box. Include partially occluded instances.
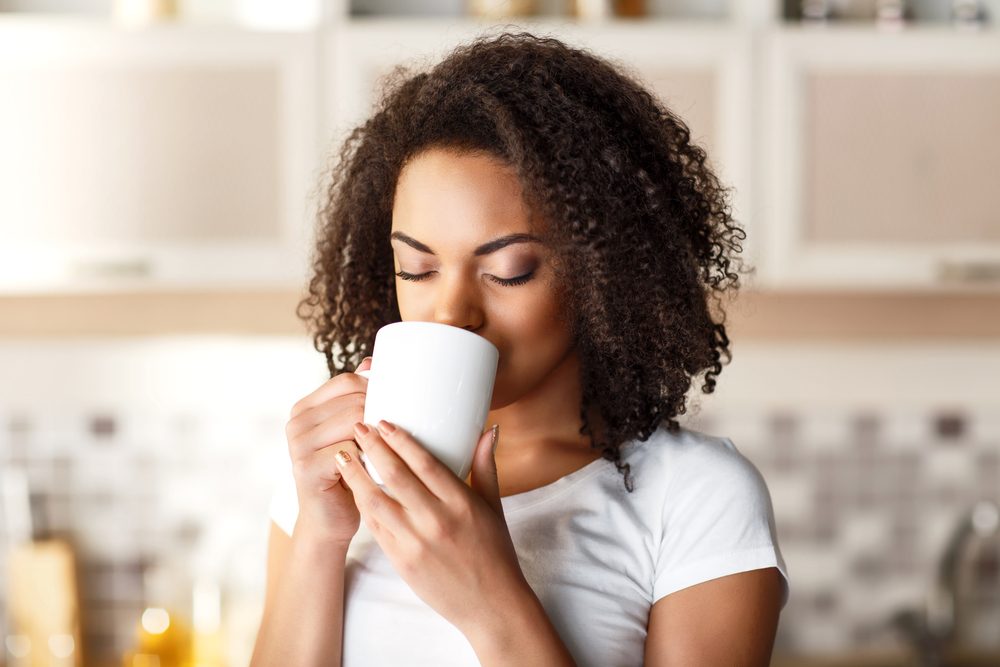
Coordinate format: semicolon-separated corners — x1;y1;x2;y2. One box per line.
492;290;572;388
394;282;431;320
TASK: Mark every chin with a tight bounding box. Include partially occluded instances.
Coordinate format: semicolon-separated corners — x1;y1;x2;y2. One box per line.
486;366;546;411
487;370;525;411
488;379;511;411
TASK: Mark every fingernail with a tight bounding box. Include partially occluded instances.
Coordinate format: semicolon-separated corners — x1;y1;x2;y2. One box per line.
376;420;396;437
353;422;369;439
490;424;499;455
335;450;352;467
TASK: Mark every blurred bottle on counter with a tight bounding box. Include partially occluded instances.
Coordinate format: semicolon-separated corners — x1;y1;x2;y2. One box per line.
121;558;228;667
952;0;988;27
800;0;830;22
951;500;1000;651
123;560;193;667
3;465;83;667
569;0;644;20
190;576;226;667
923;499;1000;658
466;0;538;19
5;541;83;667
112;0;178;26
611;0;644;17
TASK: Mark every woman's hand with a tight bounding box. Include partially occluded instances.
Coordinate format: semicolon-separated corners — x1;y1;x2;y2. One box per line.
283;356;372;548
335;419;533;637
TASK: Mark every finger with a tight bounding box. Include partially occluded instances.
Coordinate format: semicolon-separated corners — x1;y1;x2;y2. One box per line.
288;402;365;456
286;391;365;442
353;422;441;516
289;371;368;419
470;424;503;517
302;439;361;492
334;442;408;536
357;356;372;373
373;420;466;506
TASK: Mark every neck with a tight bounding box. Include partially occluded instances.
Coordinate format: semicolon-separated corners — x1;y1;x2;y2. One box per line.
486;348;593;464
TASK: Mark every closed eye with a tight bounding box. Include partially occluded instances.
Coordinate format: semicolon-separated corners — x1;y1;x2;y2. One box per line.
394;270;535;287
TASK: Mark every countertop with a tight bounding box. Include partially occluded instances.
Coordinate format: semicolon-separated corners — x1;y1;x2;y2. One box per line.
773;647;1000;667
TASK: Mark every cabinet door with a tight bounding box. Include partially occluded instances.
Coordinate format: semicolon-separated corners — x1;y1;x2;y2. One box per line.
762;27;1000;290
577;23;755;272
0;20;319;293
324;19;487;144
324;19;753;271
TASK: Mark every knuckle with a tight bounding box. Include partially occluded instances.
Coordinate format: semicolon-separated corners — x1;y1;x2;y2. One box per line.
427;516;454;541
379;462;404;486
286;434;301;458
286;427;309;455
365;493;383;515
398;554;419;577
412;454;438;479
291;457;310;481
451;498;475;524
347;397;365;421
401;541;426;571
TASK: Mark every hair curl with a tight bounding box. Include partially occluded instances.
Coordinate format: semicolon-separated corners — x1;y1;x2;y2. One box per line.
297;29;748;492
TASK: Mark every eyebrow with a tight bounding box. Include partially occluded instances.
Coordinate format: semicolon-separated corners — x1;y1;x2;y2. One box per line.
390;231;540;256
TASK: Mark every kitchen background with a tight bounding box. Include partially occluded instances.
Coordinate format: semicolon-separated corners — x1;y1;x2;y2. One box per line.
1;0;999;666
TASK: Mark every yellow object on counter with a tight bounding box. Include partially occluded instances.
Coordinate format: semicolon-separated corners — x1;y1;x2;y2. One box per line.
5;539;84;667
122;606;192;667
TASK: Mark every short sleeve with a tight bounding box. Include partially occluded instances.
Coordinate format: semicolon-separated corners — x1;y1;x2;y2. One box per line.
652;437;790;609
268;462;299;537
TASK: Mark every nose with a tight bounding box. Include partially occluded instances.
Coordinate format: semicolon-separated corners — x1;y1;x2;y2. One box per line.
433;271;484;332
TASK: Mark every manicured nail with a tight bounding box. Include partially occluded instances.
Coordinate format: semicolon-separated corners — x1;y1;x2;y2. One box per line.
490;424;500;455
353;422;369;439
335;450;352;467
376;420;396;437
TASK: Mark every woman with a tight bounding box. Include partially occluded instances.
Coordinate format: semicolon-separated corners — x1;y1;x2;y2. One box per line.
252;31;789;666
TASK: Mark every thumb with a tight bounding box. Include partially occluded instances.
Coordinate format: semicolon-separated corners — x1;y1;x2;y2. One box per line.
470;423;502;517
356;356;373;373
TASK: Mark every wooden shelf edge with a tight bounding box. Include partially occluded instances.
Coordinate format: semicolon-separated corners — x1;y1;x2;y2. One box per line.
2;289;1000;339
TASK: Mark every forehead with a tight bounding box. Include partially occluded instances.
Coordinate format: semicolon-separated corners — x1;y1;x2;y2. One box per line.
391;148;535;243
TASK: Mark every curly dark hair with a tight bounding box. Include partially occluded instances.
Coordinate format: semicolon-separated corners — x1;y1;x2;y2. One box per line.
297;29;748;493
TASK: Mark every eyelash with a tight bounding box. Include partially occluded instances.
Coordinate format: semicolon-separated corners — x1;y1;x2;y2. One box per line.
394;270;535;287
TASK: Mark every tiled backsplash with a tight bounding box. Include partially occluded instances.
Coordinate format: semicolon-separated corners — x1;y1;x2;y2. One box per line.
690;406;1000;653
1;338;998;665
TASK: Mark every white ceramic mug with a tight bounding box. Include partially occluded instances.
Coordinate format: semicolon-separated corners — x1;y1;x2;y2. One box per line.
354;321;499;486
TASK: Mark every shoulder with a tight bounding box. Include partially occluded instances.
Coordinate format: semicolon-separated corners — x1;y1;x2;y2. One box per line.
633;425;789;608
623;424;783;567
624;424;768;498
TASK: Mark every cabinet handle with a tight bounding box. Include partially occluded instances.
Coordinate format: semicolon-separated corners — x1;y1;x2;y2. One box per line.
936;260;1000;285
70;258;152;279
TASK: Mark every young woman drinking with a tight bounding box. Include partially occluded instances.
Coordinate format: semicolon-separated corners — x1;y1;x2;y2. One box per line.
252;30;789;667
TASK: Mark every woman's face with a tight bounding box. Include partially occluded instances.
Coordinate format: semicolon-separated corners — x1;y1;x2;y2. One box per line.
390;147;575;409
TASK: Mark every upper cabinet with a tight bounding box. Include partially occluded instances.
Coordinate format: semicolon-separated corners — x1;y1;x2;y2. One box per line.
0;19;320;293
758;26;1000;291
2;9;1000;294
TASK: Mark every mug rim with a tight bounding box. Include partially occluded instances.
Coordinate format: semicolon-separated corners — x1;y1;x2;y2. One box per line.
377;320;499;356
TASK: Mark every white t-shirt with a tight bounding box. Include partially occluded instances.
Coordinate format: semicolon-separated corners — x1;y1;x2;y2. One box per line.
268;425;790;666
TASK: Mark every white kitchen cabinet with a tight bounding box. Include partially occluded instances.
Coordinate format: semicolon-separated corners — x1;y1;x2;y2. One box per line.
4;11;1000;296
324;18;757;270
0;18;320;293
759;25;1000;291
